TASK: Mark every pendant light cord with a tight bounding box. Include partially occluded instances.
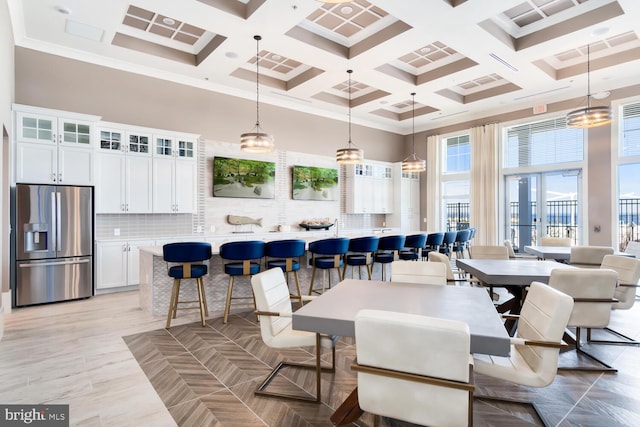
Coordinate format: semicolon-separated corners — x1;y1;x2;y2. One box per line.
347;69;353;145
411;92;416;153
586;43;591;109
255;35;261;128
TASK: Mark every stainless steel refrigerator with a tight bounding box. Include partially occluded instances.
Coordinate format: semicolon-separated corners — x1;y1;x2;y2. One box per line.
13;184;94;307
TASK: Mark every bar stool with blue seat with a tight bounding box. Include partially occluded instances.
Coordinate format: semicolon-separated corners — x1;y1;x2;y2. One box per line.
373;234;406;281
421;232;445;260
264;239;306;306
399;233;427;261
452;229;472;259
343;236;380;280
219;240;265;323
308;237;350;295
439;230;458;258
163;242;212;328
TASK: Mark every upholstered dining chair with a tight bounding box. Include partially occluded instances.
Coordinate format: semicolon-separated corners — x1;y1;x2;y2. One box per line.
398;233;427;261
469;245;509;260
473;281;574;427
548;268;619;371
504;239;536;259
264;239;306;306
421;232;445;260
390;260;447;285
252;268;336;402
162;242;212;328
428;251;469;285
219;240;265;324
352;309;474;427
569;246;614;268
373;234;406;281
591;255;640;345
343;236;379;280
308;237;350;295
540;236;572;246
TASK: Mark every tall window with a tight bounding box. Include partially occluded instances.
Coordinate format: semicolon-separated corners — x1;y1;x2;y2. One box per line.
502;117;584;249
442;134;470;230
616;102;640;249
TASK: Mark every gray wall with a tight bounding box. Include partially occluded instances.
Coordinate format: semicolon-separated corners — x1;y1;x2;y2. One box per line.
14;48;404;162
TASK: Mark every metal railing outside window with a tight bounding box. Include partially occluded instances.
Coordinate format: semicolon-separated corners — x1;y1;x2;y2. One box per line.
446;202;470;231
507;200;578;247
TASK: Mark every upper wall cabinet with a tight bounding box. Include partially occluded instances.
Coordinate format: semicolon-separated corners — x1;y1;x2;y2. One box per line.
13;105;100;185
345;161;393;214
152;134;198;214
95;125;153;214
386;163;421;232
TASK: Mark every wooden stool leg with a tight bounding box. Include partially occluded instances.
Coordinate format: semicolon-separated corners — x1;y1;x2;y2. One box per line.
309;265;318;295
173;280;182;318
223;276;235;324
293;271;303;306
201;279;209;317
166;278;180;329
196;277;206;327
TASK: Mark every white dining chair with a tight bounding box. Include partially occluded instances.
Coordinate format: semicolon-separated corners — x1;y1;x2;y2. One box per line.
474;281;574;426
353;309;474;427
390;260;447;285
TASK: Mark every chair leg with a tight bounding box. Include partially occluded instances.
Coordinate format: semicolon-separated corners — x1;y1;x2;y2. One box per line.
366;263;372;280
559;327;617;372
166;278;180;329
255;333;336;403
587;326;640;346
474;395;552;427
223;276;235;324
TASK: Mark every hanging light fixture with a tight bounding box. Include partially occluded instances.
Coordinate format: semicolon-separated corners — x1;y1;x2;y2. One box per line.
566;44;613;128
336;69;364;165
240;35;274;153
401;93;426;173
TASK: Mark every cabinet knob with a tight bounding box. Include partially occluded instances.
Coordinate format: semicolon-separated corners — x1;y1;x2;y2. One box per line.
121;204;125;212
52;173;57;182
58;173;63;182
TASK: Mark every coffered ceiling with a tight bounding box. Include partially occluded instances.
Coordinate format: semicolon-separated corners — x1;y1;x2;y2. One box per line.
7;0;640;134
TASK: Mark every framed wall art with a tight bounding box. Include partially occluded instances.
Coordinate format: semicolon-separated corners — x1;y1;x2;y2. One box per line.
213;156;276;199
292;165;338;201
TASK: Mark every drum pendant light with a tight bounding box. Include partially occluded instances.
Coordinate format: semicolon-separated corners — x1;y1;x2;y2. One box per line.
240;35;274;153
566;44;613;128
336;69;364;165
401;93;426;173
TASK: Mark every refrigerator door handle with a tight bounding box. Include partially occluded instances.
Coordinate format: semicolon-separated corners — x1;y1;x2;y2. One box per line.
51;191;57;251
56;191;62;251
18;258;91;268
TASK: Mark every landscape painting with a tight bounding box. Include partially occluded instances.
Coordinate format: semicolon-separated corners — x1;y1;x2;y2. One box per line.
213;156;276;199
292;165;338;201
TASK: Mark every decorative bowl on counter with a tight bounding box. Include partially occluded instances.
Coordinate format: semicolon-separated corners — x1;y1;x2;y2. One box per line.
299;223;334;231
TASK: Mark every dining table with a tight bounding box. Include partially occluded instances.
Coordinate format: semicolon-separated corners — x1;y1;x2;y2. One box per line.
455;258;576;332
293;278;511;356
523;245;632;261
292;278;511;405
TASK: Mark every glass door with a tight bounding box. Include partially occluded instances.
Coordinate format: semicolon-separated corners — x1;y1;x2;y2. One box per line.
505;170;581;252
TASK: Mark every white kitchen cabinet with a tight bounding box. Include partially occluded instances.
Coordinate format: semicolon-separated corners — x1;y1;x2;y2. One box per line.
95;126;152;213
14;107;98;185
152;134;197;213
96;239;154;290
345;162;393;214
387;163;421;231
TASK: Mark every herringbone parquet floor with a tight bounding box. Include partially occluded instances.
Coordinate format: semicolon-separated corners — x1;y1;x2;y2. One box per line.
124;299;640;427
